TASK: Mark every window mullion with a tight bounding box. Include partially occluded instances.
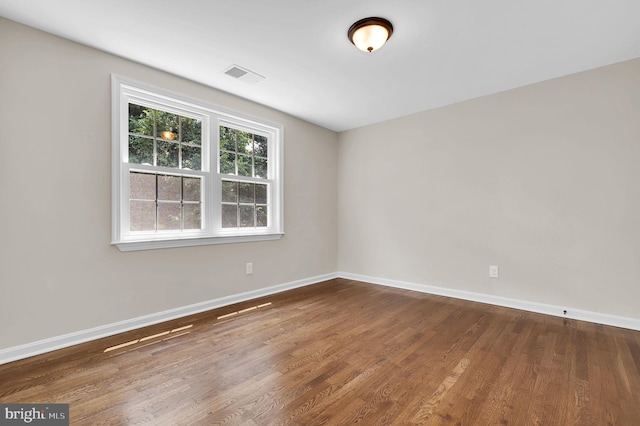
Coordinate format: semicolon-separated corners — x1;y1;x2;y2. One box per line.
153;110;158;167
154;173;159;232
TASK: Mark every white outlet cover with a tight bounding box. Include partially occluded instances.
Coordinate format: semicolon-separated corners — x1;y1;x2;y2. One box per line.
489;265;499;278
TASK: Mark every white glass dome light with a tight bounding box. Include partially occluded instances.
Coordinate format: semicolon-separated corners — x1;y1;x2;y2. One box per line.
348;17;394;53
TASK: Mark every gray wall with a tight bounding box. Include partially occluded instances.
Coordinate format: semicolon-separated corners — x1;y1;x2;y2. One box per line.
338;58;640;319
0;18;339;349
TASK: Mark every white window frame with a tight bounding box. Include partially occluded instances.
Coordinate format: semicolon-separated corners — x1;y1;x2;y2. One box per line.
112;75;284;251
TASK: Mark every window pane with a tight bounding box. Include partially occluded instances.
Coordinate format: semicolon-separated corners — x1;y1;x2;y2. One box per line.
240;205;255;227
183;204;201;230
239;182;254;203
128;136;153;165
254;134;268;158
130;200;156;231
220;126;236;151
182;145;201;170
130;172;156;200
128;104;154;136
255;183;267;204
222;204;238;228
181;117;201;145
156;110;179;140
183;177;201;202
254;157;267;179
157;141;179;168
236;130;252;155
157;202;181;230
237;154;252;177
220;151;236;174
221;180;238;203
157;175;181;201
256;205;267;227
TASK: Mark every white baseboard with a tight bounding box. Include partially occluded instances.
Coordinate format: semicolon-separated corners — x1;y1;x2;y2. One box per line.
3;270;639;365
338;272;640;332
0;272;339;365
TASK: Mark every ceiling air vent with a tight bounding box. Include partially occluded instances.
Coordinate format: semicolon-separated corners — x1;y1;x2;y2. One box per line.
223;65;265;84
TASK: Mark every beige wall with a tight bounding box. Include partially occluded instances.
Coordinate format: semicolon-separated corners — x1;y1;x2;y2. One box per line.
0;18;339;349
338;58;640;319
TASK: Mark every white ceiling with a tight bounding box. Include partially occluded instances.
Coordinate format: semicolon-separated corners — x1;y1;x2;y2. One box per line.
1;0;640;132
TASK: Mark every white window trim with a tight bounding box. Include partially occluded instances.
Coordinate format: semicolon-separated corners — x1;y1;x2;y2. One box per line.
111;75;284;251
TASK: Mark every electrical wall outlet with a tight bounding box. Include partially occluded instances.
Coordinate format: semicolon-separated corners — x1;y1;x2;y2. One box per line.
246;262;253;275
489;265;499;278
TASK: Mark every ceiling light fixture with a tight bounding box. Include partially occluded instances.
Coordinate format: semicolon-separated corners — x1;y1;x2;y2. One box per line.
348;17;393;53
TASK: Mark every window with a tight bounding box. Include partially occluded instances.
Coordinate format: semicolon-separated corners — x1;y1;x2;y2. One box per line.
112;76;283;251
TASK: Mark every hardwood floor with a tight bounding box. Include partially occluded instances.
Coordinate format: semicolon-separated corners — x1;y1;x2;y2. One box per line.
1;278;640;425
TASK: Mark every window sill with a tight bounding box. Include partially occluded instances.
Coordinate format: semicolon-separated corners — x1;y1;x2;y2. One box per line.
113;233;284;252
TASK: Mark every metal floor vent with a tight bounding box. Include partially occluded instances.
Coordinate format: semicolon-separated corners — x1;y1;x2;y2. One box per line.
223;65;265;84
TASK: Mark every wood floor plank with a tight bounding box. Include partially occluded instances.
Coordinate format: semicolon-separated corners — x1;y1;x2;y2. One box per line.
1;278;640;425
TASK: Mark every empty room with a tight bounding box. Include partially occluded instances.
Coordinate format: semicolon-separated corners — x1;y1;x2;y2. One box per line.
1;1;640;424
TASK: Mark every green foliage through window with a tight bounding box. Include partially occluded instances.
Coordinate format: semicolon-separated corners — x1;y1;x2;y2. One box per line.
128;104;202;170
219;126;268;178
